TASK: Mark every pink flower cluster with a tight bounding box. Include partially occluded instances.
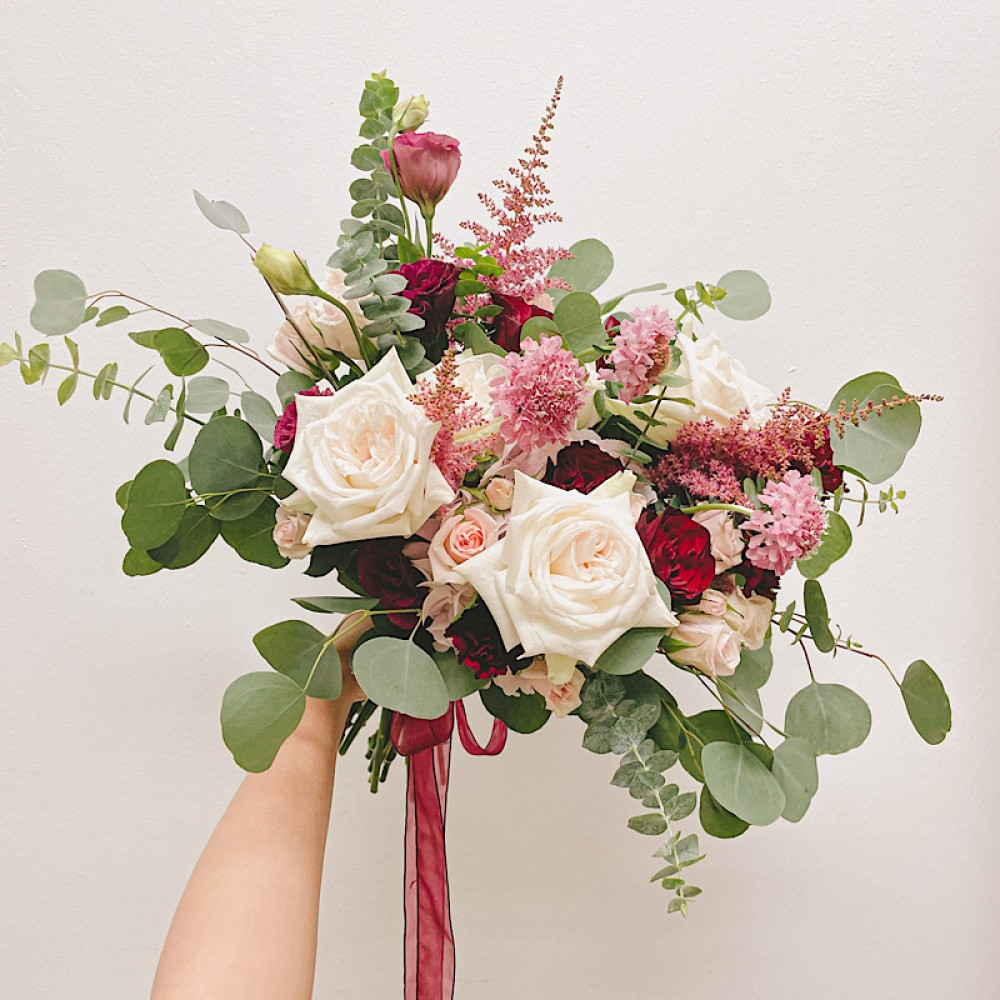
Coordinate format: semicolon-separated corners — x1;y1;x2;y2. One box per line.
598;305;677;403
490;336;587;452
744;470;826;575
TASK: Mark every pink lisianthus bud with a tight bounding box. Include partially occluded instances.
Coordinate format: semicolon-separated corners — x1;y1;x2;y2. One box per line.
381;132;461;215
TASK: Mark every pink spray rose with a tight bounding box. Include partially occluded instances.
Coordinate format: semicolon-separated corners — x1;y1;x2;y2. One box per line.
484;477;514;511
427;506;502;585
692;509;745;572
493;660;585;718
382;132;461;215
272;507;313;560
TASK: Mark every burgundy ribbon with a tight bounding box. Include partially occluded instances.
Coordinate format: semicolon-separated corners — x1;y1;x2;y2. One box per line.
391;702;507;1000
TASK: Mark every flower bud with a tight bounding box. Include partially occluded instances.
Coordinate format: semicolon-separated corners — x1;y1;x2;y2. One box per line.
381;132;461;216
253;245;318;296
393;95;430;133
485;477;514;511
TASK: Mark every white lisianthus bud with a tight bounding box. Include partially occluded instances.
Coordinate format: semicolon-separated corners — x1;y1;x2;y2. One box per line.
253;245;319;296
393;94;430;133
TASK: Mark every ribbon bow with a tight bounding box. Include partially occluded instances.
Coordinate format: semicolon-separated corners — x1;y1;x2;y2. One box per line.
390;701;507;1000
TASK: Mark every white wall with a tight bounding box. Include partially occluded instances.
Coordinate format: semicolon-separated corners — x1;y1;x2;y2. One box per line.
1;2;998;997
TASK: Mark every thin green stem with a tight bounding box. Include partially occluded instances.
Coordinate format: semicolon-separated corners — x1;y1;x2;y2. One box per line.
309;288;371;368
680;502;755;517
422;210;435;257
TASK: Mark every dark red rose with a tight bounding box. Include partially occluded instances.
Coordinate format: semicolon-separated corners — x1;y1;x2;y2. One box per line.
544;442;623;494
396;259;460;361
490;293;552;352
636;508;716;604
356;537;425;628
273;386;333;455
738;561;781;601
445;603;525;680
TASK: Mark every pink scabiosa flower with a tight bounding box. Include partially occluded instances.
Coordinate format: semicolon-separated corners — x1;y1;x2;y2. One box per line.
381;132;461;215
744;470;826;575
598;305;677;403
490;336;588;452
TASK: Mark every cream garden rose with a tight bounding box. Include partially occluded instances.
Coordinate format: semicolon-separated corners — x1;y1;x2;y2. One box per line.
283;350;455;546
455;471;676;683
605;330;774;446
692;509;745;572
723;588;773;651
267;267;365;372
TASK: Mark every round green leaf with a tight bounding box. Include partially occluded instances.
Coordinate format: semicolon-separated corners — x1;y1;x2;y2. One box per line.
153;328;209;377
771;738;820;822
553;291;606;355
96;305;130;327
716;270;771;321
221;672;305;772
193;190;250;234
188;416;264;496
434;650;487;700
253;620;342;699
147;505;220;569
276;371;316;408
699;787;749;839
828;373;920;484
596;628;664;675
352;637;450;720
679;709;749;781
185;376;231;413
240;391;278;441
220;497;288;568
734;634;773;689
191;318;251;344
547;238;615;303
122;547;163;577
30;269;88;335
480;683;550;734
901;660;951;745
797;511;852;579
785;682;872;756
701;741;785;826
120;460;187;550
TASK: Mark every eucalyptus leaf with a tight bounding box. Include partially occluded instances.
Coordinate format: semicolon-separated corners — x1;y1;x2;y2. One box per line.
185;376;231;414
291;596;378;614
701;741;785;826
192;318;251;344
595;628;664;675
122;547;163;577
220;497;288;568
30;269;88;336
553;291;607;355
120;460;187;550
193;190;250;234
189;416;263;496
627;813;667;837
253;620;342;699
797;511;852;579
240;391;278;441
148;505;220;569
734;635;773;689
480;683;550;734
96;305;130;327
221;672;305;772
352;637;450;719
276;371;316;408
716;270;771;321
901;660;951;745
151;328;209;377
803;579;836;653
547;238;614;303
771;738;820;822
785;682;872;756
434;650;487;700
699;787;749;839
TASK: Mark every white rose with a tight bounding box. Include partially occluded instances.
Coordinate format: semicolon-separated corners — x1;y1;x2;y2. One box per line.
723;589;773;651
267;267;365;372
283;350;455;546
692;509;745;572
455;472;676;683
604;330;774;446
668;612;741;677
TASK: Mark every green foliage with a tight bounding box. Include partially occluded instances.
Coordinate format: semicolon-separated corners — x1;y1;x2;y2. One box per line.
785;682;872;756
185;376;230;413
220;672;305;772
434;651;487;700
803;579;836;653
547;238;614;304
797;511;852;578
900;660;951;745
454;321;505;357
600;283;669;314
829;372;921;483
734;633;773;689
699;788;749;839
771;738;820;822
352;636;450;719
122;547;163;577
148;505;220;569
220;497;288;568
240;391;278;441
132;328;209;377
595;628;664;675
291;595;378;614
120;460;188;550
193;190;250;234
715;269;771;321
480;682;550;733
191;318;250;344
276;371;316;408
96;305;130;327
30;269;88;335
253;620;343;699
188;415;264;503
701;741;785;826
552;291;607;356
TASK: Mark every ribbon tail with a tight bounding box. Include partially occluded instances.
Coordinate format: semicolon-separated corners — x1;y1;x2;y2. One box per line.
404;737;455;1000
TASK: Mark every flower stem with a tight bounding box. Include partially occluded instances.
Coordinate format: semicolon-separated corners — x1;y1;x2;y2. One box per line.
680;502;755;517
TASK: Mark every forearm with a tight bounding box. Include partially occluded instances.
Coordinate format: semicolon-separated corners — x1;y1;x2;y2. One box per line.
151;697;351;1000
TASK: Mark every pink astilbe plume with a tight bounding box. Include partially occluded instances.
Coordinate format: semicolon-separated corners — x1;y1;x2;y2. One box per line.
744;470;826;575
458;78;572;300
490;335;587;451
598;305;677;403
410;350;495;489
651;392;832;503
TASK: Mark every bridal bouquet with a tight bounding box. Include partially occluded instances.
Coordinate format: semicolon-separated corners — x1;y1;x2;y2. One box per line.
4;71;950;967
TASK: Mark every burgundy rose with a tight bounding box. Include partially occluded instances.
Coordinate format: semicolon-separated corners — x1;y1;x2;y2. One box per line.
636;508;716;604
738;560;781;601
544;442;623;494
356;537;425;628
490;293;552;352
396;258;460;362
445;603;525;681
273;386;333;455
